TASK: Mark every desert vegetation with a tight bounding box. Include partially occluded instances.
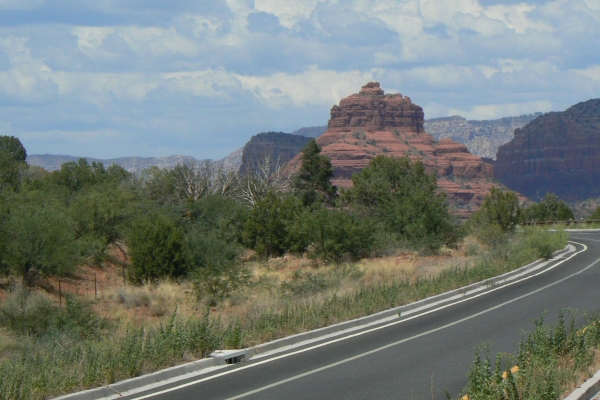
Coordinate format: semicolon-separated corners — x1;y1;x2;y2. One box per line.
0;135;572;399
460;311;600;400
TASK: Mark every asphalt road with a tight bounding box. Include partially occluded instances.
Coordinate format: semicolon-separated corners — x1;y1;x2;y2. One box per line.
123;232;600;400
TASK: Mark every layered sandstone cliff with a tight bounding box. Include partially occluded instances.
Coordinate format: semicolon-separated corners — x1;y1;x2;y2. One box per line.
495;99;600;201
288;82;497;216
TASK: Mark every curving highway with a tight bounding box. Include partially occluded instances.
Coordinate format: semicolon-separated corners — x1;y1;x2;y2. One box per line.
120;232;600;400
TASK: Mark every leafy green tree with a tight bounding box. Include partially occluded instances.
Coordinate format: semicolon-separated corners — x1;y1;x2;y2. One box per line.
589;207;600;220
51;159;130;192
468;188;522;247
243;192;304;259
2;202;79;286
0;135;27;163
0;197;9;276
126;213;185;284
292;139;337;206
472;188;522;232
346;155;456;251
69;187;136;264
183;195;248;245
137;166;177;204
0;136;27;191
524;193;575;222
0;151;21;191
181;196;250;302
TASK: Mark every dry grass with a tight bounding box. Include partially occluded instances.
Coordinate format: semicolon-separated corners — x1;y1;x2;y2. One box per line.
0;231;575;400
560;348;600;399
198;241;479;328
23;237;484;334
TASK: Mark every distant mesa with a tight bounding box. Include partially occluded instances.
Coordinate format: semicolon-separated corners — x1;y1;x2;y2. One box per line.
238;132;313;174
288;82;499;217
425;113;542;160
495;99;600;201
28;126;328;174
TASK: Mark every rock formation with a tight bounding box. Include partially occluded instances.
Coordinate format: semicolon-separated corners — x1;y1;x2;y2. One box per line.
287;82;498;217
217;148;244;172
239;132;313;174
425;114;541;159
495;99;600;201
292;126;328;138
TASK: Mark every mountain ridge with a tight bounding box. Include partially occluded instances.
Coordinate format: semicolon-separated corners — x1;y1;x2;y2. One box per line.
424;113;542;159
494;98;600;201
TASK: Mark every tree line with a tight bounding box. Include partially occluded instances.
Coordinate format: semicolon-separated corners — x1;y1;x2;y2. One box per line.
0;135;588;303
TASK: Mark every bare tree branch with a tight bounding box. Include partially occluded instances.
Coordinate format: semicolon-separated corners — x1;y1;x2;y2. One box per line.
170;161;242;201
238;154;290;206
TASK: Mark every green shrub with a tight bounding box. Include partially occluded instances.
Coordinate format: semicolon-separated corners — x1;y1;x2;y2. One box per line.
461;310;600;400
2;202;80;286
280;270;331;297
0;284;105;338
304;207;377;262
524;193;575;222
472;222;510;248
183;195;248;245
346;155;457;252
0;285;58;336
187;231;250;303
470;187;522;233
50;158;129;192
243;192;304;259
127;213;185;284
588;206;600;220
525;228;568;259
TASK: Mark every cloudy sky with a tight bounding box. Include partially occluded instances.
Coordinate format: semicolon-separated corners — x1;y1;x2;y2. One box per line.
1;0;599;159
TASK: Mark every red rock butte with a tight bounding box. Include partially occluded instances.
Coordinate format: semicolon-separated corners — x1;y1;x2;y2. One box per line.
288;82;498;217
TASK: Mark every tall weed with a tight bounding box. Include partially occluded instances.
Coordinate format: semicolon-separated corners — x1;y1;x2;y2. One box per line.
461;311;600;400
0;308;232;400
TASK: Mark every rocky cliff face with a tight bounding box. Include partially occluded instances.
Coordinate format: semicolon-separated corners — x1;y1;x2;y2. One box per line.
239;132;313;174
425;114;541;159
495;99;600;201
288;82;497;217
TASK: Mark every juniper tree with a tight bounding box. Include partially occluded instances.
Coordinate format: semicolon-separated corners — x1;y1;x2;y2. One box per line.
292;139;337;207
0;135;27;191
347;155;456;251
523;193;574;222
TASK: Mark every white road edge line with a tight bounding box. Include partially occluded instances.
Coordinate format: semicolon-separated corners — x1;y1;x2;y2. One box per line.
131;241;590;400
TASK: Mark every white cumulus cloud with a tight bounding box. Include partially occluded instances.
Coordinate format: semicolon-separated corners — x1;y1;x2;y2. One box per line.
0;0;597;160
